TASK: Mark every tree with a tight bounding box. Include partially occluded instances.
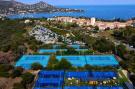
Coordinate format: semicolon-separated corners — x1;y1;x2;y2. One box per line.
93;38;114;53
105;27;110;30
130;35;135;47
0;64;14;72
18;45;27;55
84;36;96;48
31;62;43;70
13;83;25;89
58;36;63;42
84;64;94;70
130;75;135;86
119;61;128;69
93;26;99;33
66;47;78;55
0;64;13;77
29;43;37;51
0;72;10;77
116;44;127;58
47;54;59;70
11;69;22;78
57;58;72;70
11;67;24;78
21;72;35;85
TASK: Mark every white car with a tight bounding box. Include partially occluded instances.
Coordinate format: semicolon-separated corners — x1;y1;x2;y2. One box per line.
130;46;134;48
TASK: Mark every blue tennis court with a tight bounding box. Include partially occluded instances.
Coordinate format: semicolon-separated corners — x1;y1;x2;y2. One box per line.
15;55;119;69
86;55;119;66
66;71;117;81
38;49;88;54
89;71;117;80
35;78;63;87
68;45;80;49
34;70;64;89
57;55;118;67
56;56;86;67
96;86;123;89
34;88;62;89
76;49;88;51
64;86;93;89
38;49;57;53
34;70;123;89
15;55;50;69
38;49;68;54
53;45;61;49
66;71;89;81
64;86;123;89
38;70;64;78
34;86;123;89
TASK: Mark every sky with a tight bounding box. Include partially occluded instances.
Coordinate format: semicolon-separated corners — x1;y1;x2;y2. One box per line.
16;0;135;5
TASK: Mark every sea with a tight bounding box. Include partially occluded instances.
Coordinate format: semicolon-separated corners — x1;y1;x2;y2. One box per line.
8;5;135;20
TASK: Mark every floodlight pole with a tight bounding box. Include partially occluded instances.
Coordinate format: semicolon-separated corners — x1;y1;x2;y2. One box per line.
114;42;117;55
61;49;62;56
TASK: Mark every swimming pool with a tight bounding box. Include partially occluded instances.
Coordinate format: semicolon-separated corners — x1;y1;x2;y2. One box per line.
15;55;50;69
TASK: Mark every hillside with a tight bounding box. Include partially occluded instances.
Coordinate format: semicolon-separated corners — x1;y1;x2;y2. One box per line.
0;0;83;14
0;0;24;8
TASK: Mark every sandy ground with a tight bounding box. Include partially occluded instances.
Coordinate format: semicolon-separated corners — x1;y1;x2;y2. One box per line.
0;77;22;89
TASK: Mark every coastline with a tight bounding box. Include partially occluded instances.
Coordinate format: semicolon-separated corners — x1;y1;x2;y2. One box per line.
7;13;135;21
7;5;135;20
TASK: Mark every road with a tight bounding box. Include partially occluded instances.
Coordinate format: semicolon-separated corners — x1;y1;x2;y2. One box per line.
113;40;135;51
124;44;135;51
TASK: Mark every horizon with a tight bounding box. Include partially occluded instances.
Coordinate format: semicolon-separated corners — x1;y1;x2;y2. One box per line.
15;0;135;6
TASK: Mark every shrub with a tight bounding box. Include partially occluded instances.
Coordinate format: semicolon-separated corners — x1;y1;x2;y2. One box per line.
13;83;25;89
21;72;35;85
0;64;14;72
10;67;24;78
31;62;43;70
57;58;72;70
47;54;59;70
0;72;10;77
